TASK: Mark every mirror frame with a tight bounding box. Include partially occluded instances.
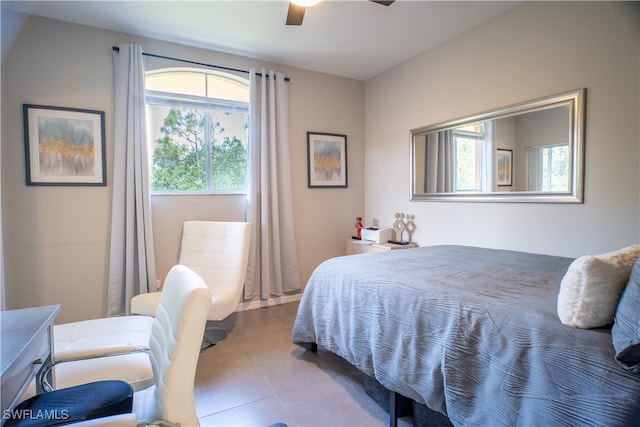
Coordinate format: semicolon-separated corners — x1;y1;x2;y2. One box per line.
410;88;586;203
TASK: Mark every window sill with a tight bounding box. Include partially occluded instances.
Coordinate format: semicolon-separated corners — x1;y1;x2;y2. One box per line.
151;191;246;197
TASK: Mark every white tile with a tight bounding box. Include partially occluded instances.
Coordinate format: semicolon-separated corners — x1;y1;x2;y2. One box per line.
255;348;340;394
236;330;301;365
276;376;382;427
199;396;297;427
196;364;274;418
197;337;253;374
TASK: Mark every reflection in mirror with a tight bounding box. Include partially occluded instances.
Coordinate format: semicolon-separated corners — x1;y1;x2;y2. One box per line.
410;89;585;203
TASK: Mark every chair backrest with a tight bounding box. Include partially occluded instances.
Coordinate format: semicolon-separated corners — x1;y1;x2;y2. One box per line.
148;264;211;426
178;221;251;320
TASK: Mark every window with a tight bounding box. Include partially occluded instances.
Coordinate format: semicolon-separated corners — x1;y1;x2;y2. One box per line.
145;68;249;193
453;122;492;192
528;143;569;191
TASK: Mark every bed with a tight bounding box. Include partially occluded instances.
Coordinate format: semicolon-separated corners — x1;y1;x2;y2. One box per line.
291;245;640;426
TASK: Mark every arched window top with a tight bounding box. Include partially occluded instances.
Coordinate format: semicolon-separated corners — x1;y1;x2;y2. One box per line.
146;67;249;103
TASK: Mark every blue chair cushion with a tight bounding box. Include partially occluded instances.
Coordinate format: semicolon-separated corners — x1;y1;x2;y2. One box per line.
4;380;133;427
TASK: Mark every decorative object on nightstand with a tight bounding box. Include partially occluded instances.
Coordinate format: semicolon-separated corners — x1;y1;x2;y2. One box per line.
361;226;393;243
405;214;416;243
387;212;417;245
391;212;407;243
353;216;364;240
346;215;417;255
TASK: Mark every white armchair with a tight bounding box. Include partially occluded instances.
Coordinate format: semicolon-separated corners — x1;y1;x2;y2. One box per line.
6;265;211;427
131;221;251;346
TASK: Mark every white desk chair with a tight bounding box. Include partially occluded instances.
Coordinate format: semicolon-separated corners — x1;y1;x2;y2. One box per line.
6;265;211;427
131;221;251;346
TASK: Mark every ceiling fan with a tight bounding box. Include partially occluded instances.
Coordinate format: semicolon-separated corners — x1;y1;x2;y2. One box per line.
286;0;396;26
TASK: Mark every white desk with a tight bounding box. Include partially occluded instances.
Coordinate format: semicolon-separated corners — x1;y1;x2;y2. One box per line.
1;305;60;423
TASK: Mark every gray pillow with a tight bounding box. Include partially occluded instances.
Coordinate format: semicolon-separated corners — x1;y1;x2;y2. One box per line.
612;257;640;374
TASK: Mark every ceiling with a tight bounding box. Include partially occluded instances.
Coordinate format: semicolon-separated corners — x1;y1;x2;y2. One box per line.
1;0;518;81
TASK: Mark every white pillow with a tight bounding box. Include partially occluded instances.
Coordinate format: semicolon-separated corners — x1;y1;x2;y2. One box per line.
557;244;640;329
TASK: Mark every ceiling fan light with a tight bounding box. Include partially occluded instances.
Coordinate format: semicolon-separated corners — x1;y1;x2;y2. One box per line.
291;0;321;7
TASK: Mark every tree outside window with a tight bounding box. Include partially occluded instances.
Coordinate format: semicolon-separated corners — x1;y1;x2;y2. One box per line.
145;68;249;194
454;122;488;192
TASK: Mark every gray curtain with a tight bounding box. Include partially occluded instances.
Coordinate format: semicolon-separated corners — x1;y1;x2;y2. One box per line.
425;130;454;193
107;44;157;316
245;68;301;300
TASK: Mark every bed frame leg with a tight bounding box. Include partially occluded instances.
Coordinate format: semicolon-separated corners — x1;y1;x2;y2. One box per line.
310;342;317;353
389;390;399;427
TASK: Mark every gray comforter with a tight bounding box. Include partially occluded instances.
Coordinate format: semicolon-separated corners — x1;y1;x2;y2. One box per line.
291;245;640;426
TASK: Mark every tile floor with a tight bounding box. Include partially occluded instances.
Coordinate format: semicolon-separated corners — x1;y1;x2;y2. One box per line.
194;302;413;427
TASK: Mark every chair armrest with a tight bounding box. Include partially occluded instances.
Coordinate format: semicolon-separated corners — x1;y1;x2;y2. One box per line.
130;293;162;317
38;346;149;392
55;344;147;361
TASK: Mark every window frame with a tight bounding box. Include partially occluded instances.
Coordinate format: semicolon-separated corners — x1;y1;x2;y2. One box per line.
528;142;570;192
145;68;249;196
452;122;492;192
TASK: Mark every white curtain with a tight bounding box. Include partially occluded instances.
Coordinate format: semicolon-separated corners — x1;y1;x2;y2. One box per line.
107;44;157;316
245;68;301;300
528;146;543;191
425;130;454;193
481;121;495;192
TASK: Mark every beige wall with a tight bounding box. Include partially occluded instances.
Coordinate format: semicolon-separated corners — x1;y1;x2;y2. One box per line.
364;1;640;257
1;11;364;322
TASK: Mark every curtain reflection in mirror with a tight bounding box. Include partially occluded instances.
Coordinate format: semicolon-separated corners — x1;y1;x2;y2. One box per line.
424;130;453;193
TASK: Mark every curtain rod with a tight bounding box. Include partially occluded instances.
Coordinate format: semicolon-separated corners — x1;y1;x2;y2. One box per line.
112;46;290;82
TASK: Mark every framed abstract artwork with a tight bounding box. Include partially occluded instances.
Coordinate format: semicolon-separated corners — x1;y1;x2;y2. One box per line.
23;104;106;186
307;131;347;188
497;148;513;187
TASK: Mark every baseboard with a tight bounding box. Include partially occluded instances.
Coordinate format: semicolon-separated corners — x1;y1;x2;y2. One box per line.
238;293;302;311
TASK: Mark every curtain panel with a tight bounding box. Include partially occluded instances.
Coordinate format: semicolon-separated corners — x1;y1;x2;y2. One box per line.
245;68;301;300
107;44;157;316
425;130;454;193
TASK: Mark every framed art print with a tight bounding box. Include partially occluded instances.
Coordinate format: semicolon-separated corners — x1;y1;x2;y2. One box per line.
23;104;106;186
307;132;347;188
497;148;513;187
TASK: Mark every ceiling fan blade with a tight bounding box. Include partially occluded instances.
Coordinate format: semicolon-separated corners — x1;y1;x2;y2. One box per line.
369;0;395;5
286;3;306;26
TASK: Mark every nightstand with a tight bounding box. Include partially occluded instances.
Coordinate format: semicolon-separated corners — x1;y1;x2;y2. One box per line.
346;238;418;255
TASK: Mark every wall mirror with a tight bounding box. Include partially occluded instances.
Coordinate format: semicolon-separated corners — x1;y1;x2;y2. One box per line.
410;88;585;203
